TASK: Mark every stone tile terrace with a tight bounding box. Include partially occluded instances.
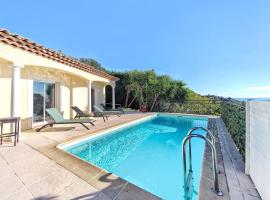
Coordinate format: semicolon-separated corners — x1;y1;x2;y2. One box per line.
0;113;261;200
0;112;159;200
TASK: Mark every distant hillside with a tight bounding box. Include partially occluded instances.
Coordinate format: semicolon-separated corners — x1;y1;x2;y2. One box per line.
186;89;210;101
206;95;244;106
235;97;270;101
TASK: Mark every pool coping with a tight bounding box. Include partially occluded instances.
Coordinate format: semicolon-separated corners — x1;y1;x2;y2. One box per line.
198;117;230;200
161;112;217;118
55;112;211;199
57;114;156;150
23;112;260;199
198;117;261;200
54;114;162;199
214;117;261;200
30;113;162;200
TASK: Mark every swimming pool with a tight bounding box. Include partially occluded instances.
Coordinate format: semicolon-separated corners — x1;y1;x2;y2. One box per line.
60;114;208;200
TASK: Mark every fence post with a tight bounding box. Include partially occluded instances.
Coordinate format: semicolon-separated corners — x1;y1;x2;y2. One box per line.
245;100;251;175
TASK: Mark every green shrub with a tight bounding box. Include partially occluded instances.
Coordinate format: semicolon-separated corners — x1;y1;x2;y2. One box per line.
178;101;221;115
157;100;221;116
220;102;246;159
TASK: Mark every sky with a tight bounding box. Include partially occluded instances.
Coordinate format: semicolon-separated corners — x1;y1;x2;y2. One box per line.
1;0;270;98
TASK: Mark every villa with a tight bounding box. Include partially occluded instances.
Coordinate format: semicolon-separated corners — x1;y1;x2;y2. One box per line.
0;29;118;131
0;29;266;200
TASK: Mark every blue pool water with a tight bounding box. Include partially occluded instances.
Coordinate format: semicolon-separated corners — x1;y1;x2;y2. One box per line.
63;114;208;200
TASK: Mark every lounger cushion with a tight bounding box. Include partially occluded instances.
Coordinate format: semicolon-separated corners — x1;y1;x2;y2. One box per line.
46;108;65;123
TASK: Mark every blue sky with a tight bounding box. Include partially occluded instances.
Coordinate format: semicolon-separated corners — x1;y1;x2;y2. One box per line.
1;0;270;98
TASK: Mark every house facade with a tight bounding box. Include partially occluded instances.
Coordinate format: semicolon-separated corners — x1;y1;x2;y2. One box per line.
0;29;118;130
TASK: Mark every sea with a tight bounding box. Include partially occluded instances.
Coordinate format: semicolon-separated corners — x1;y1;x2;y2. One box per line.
234;98;270;102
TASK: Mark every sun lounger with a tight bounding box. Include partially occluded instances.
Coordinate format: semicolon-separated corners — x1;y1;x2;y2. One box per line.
36;108;95;132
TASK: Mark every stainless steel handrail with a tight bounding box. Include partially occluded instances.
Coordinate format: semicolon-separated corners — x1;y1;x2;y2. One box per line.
187;127;216;171
182;132;223;199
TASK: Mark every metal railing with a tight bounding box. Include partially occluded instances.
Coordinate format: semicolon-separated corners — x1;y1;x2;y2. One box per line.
182;127;223;199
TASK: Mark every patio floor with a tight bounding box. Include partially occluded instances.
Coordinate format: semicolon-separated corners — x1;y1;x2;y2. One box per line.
0;113;261;200
0;112;158;200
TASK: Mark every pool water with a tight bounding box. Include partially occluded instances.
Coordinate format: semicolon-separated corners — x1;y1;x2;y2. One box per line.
63;114;208;200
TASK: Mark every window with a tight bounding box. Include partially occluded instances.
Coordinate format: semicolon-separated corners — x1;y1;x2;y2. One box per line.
33;81;55;123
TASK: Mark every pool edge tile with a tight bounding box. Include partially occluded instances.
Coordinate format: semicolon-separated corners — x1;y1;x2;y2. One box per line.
88;170;128;199
114;182;161;200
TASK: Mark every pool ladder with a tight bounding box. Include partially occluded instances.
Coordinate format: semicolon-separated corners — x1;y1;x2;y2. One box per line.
182;127;223;200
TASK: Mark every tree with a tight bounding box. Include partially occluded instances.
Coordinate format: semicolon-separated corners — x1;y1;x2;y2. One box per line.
148;77;187;111
78;58;197;113
123;71;141;108
119;70;187;111
149;75;170;111
168;80;186;103
79;58;107;72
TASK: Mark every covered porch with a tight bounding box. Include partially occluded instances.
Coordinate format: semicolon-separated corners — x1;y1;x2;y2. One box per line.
0;39;117;131
0;61;116;131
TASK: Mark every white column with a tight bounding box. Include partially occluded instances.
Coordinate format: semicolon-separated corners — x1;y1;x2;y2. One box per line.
11;64;23;117
112;84;115;110
59;83;64;113
11;64;23;139
27;79;33;128
88;80;92;113
69;86;73;119
103;85;106;105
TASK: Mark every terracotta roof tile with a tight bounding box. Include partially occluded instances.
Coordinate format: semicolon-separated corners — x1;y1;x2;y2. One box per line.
0;29;118;81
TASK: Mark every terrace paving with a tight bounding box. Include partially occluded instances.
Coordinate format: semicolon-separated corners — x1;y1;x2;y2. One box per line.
0;113;262;200
0;112;159;200
215;118;261;200
199;117;261;200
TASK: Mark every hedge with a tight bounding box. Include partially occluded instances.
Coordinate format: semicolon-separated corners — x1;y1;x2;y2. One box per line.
220;102;246;159
177;101;221;115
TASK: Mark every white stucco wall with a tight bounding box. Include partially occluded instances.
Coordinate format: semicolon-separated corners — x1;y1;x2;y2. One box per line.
0;43;111;84
0;63;108;130
93;82;106;108
72;86;88;116
0;42;114;131
0;62;12;119
246;101;270;200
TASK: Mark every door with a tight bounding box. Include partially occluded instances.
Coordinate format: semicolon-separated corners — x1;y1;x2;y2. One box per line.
33;81;55;123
